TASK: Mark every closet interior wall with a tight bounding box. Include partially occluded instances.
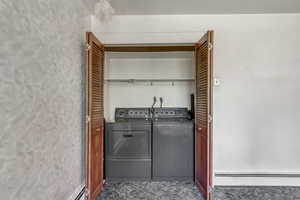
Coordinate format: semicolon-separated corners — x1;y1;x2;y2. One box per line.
104;51;195;122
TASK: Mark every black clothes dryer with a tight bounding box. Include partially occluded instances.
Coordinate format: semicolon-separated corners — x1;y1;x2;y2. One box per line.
105;108;152;180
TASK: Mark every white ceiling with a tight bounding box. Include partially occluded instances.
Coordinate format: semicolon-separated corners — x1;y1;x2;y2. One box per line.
110;0;300;15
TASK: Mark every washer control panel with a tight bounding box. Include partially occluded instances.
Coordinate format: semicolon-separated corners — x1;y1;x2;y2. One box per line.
153;108;191;120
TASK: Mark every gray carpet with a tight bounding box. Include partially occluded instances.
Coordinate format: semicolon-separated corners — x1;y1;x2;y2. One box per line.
97;181;300;200
97;181;203;200
214;186;300;200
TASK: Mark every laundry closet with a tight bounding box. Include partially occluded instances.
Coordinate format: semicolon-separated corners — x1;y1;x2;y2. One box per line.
104;51;195;181
84;31;213;200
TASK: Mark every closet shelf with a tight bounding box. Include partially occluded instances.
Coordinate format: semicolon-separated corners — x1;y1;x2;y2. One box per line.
104;79;195;84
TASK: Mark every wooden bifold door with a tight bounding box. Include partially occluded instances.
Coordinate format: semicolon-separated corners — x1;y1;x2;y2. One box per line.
85;32;105;200
195;31;214;200
84;31;214;200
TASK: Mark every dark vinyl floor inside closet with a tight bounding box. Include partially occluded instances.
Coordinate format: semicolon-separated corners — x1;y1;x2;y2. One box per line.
97;181;300;200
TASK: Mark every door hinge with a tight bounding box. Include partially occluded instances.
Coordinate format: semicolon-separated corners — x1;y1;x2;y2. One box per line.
208;43;213;51
85;43;91;51
86;115;91;123
208;114;213;123
208;186;214;193
85;188;90;198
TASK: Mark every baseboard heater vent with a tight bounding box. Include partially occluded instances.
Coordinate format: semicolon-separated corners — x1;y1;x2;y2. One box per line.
215;173;300;178
75;186;86;200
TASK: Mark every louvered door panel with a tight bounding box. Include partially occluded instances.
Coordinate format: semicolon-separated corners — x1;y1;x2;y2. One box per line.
196;41;208;127
85;32;104;200
195;31;214;200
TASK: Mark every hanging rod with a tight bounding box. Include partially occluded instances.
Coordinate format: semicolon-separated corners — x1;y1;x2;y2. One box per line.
104;79;194;86
105;79;194;83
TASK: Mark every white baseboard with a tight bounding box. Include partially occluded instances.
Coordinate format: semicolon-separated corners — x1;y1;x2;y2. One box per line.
214;171;300;186
67;184;85;200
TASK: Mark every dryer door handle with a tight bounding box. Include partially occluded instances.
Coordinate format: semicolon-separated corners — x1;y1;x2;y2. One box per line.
123;134;134;138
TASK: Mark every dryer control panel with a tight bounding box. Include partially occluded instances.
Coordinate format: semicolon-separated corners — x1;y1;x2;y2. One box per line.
115;108;150;122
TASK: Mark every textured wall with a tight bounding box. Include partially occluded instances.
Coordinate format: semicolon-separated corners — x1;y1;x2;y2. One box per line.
0;0;95;199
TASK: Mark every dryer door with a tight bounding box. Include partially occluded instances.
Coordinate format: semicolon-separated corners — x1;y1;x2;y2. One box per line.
106;122;152;159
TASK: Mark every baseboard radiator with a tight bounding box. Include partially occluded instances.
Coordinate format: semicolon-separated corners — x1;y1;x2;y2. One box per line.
215;172;300;178
214;172;300;186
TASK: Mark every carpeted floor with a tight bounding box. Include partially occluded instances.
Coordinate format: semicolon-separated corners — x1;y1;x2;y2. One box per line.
214;186;300;200
97;181;203;200
97;181;300;200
